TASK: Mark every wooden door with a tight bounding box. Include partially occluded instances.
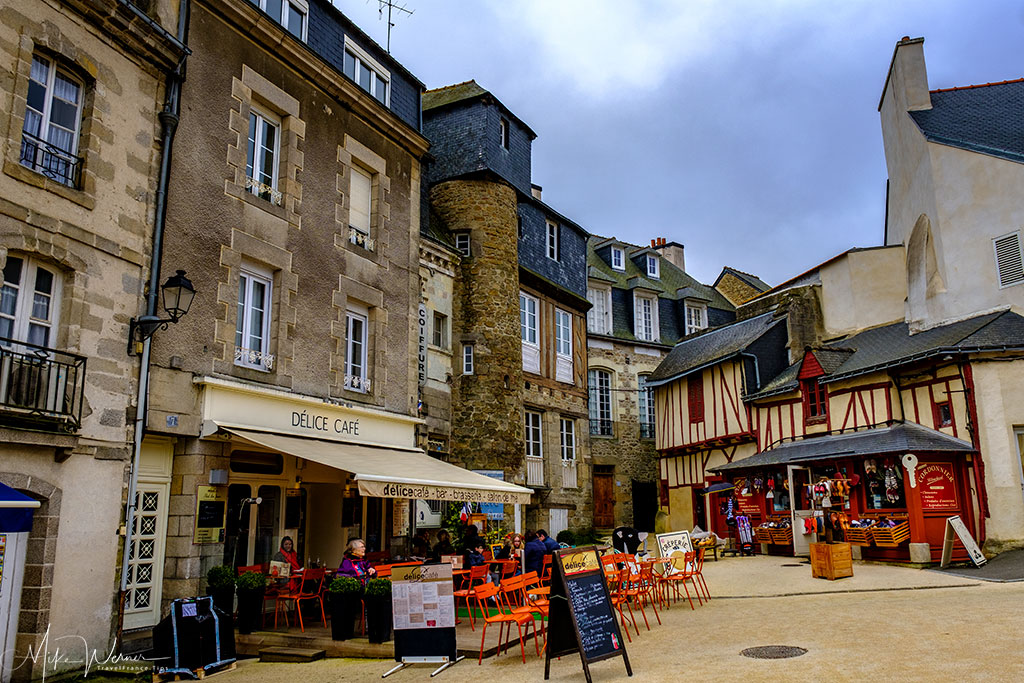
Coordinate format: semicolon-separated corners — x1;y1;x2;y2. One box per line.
593;472;614;527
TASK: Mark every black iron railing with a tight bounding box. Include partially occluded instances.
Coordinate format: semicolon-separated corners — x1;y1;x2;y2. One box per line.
589;418;613;436
19;131;83;188
640;422;656;439
0;337;86;431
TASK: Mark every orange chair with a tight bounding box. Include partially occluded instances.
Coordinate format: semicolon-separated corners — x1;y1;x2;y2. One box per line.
274;568;327;631
452;565;490;630
603;566;634;642
473;582;539;664
693;546;711;601
540;555;553;586
660;552;703;610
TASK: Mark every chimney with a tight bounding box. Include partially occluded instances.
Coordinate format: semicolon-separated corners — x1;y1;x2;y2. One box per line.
531;183;542;200
879;36;931;113
654;240;685;272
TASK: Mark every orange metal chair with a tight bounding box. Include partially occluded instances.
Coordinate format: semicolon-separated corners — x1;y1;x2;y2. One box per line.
452;564;490;630
274;568;327;631
693;546;711;601
473;582;540;664
540;555;553;586
660;552;703;610
603;565;634;642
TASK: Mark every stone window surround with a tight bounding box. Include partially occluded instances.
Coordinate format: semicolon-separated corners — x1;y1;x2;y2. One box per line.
226;65;304;226
633;291;660;342
3;31;102;210
330;276;386;405
215;229;298;387
588;366;615;436
335;135;391;264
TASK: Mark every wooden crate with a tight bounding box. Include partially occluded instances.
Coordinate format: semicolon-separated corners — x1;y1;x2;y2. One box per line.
871;521;910;547
770;527;793;545
754;527;774;544
809;542;853;581
844;527;873;546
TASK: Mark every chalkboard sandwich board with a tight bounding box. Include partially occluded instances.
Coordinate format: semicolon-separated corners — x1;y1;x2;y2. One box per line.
545;546;632;683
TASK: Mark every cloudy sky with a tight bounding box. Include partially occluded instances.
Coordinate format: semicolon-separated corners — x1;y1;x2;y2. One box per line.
337;1;1023;285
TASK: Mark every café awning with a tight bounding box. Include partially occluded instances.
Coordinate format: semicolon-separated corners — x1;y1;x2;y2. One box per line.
222;427;533;505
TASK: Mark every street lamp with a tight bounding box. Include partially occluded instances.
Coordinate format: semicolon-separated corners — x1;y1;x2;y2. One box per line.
128;270;195;354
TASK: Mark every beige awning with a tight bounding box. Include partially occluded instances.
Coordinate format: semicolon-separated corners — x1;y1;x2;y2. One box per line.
222;427;533;505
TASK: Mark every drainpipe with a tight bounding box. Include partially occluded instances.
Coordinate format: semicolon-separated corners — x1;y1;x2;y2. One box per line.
118;0;190;644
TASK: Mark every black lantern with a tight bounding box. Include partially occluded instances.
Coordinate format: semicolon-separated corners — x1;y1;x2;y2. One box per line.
128;270;196;353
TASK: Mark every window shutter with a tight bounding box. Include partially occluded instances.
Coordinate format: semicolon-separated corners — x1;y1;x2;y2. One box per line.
994;232;1024;287
349;166;372;233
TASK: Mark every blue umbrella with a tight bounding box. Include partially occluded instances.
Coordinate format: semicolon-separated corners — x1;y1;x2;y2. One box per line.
699;482;736;496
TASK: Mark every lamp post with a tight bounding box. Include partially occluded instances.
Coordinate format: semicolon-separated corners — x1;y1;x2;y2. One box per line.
127;269;195;353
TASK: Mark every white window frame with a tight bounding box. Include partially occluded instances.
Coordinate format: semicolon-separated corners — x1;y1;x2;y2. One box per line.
555;308;572;357
559;418;576;461
588;369;612;436
245;106;282;204
525;410;543;458
647;254;660;279
462;342;474;375
611;246;625;271
235;265;274;371
0;255;62;348
685;302;707;335
432;311;448;349
345;304;370;392
520;292;538;346
634;293;659;342
343;37;390;106
21;55;83;188
547;221;559;261
638;374;655;436
500;117;510;150
993;231;1024;288
249;0;308;40
455;232;471;258
348;164;374;250
586;284;612;335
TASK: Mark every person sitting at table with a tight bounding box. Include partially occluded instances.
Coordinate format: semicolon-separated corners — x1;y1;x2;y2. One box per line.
496;533;524;560
537;529;560;553
432;529;455;560
272;536;302;592
337;538;376;583
524;530;546;575
466;539;486;568
411;529;431;558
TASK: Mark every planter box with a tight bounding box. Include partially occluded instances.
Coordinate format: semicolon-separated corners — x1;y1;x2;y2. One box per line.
871;522;910;547
809;542;853;581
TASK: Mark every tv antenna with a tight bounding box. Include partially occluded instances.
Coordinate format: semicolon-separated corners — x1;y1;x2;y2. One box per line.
377;0;413;53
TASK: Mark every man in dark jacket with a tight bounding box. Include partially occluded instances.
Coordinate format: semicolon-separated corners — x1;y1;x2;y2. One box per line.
523;531;546;575
537;529;560;553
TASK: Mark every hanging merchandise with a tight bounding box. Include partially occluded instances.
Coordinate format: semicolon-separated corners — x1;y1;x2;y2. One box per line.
726;496;737;527
883;462;901;504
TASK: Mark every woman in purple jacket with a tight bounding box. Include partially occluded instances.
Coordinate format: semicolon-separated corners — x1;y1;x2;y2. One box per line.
337;538;377;583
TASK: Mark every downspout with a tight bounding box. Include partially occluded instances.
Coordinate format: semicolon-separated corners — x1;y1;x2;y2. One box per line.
118;0;190;644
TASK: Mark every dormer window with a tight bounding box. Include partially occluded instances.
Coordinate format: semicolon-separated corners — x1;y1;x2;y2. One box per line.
500;118;510;150
248;0;308;41
647;255;660;279
343;39;390;105
547;221;559;261
611;247;624;271
802;378;828;423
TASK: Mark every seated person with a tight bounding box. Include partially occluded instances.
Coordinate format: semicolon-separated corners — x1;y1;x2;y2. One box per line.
432;529;455;560
523;531;546;576
537;529;560;553
496;533;524;560
466;539;486;568
337;538;376;583
272;536;302;592
410;529;431;558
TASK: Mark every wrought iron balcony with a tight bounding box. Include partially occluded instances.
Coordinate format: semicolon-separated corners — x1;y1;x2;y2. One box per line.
0;338;85;432
20;132;83;188
589;418;613;436
640;422;656;439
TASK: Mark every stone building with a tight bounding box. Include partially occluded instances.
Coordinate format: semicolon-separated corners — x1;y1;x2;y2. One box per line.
423;81;593;535
714;266;771;307
585;236;740;530
0;0;184;676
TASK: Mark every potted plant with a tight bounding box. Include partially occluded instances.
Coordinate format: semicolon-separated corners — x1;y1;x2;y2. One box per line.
327;576;363;641
363;578;393;644
555;529;576;547
206;565;236;616
235;570;266;634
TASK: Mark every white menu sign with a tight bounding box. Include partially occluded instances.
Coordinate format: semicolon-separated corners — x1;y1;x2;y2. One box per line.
391;564;455;630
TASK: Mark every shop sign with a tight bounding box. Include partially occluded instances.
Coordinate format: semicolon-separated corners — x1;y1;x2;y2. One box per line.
474;470;506;520
358;480;531;505
193;486;227;544
735;492;760;516
417;303;428;386
917;463;958;511
560;548;600;576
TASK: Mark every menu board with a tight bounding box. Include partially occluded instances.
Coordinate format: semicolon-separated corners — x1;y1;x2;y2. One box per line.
391;564;455;630
917;463;959;511
545;547;632;683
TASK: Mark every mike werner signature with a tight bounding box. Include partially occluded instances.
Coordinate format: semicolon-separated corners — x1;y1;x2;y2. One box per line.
7;625;154;681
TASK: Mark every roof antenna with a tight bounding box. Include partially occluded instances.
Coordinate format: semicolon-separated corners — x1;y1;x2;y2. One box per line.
376;0;413;53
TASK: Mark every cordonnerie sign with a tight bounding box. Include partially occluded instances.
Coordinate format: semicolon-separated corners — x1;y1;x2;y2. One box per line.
358;480;532;505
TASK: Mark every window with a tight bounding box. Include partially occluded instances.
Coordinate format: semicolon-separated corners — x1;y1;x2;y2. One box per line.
560;418;575;461
349;165;374;250
547;221;559;261
932;398;953;429
500;118;510;149
235;267;273;370
525;411;542;458
685;304;707;335
21;55;83;188
993;231;1024;288
638;374;655;439
455;232;470;258
588;369;612;436
687;372;704;423
0;256;61;348
634;294;658;342
462;343;474;375
802;378;828;421
520;293;538;345
345;307;370;392
245;107;281;205
432;311;447;348
517;214;523;239
555;308;573;383
611;246;624;271
247;0;308;40
586;286;611;335
647;255;660;279
342;40;389;105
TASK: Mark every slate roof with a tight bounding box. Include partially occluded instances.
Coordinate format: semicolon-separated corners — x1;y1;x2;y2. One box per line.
910;79;1024;165
744;361;799;400
423;80;538;138
823;310;1024;381
712;421;974;472
715;266;771;293
647;312;782;386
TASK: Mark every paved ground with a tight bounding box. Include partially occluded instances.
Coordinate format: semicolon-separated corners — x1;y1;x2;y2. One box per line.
211;556;1024;682
932;548;1024;582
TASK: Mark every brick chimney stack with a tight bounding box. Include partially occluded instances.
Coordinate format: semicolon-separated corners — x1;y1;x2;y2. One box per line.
653;239;685;272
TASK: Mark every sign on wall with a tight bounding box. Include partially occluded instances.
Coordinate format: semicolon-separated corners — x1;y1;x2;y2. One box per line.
417;303;428;387
917;463;959;511
193;486;227;544
474;470;506;520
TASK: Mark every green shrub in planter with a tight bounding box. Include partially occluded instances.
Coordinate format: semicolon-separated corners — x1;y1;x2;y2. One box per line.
555;529;576;546
363;578;392;644
235;571;266;634
206;565;236;615
328;576;363;641
236;570;266;591
329;576;363;595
